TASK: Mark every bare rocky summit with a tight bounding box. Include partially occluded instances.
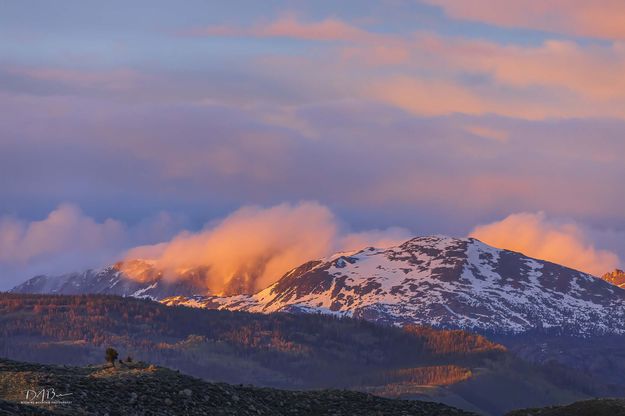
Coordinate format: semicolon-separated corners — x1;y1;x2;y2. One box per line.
0;358;476;416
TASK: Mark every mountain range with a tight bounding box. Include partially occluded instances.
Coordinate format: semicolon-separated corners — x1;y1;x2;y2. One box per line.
5;234;625;415
11;235;625;336
11;259;206;299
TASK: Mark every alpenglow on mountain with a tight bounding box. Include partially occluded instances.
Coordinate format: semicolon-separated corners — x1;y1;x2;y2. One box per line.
12;236;625;335
163;236;625;335
602;269;625;289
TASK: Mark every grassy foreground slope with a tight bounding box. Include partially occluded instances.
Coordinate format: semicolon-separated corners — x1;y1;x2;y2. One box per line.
0;358;476;416
506;399;625;416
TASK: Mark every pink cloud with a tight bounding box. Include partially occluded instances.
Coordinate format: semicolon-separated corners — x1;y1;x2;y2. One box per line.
256;14;370;41
367;76;489;117
178;13;625;119
359;34;625;118
365;75;575;119
470;212;621;276
413;35;625;101
423;0;625;40
182;14;372;42
237;24;625;119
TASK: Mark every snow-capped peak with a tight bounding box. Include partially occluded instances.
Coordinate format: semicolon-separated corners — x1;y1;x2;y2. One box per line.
163;236;625;336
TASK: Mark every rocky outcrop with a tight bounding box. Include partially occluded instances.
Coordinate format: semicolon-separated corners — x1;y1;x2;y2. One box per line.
602;269;625;289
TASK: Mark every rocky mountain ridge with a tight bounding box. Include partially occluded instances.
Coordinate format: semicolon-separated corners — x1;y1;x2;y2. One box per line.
11;259;208;300
163;236;625;335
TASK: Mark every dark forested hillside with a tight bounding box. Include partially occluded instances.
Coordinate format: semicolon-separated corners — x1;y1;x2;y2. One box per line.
0;293;597;415
0;293;502;387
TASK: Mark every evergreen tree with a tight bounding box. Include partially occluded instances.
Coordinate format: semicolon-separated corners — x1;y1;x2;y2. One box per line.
105;347;119;367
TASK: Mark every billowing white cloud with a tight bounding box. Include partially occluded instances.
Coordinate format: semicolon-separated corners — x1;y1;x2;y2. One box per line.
0;203;125;264
0;204;183;289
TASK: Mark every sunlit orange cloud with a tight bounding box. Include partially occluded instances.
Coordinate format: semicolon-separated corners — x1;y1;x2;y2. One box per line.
365;75;578;119
365;71;625;119
244;27;625;118
183;13;625;114
125;202;410;294
413;35;625;101
423;0;625;40
470;212;621;276
345;32;625;107
182;13;373;42
367;76;487;117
